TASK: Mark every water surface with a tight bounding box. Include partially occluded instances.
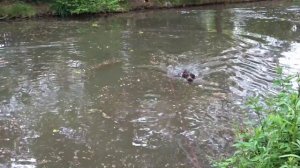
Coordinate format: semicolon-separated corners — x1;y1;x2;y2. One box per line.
0;1;300;167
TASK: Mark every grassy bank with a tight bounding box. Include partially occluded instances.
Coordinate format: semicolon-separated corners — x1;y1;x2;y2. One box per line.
0;0;268;19
0;2;36;19
215;68;300;168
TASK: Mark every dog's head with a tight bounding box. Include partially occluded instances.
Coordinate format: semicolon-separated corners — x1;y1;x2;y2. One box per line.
181;70;189;79
181;70;196;83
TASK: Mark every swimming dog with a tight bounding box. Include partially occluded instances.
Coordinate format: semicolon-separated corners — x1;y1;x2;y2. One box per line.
180;70;196;83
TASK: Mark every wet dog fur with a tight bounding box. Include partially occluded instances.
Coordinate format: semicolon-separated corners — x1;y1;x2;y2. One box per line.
181;70;196;83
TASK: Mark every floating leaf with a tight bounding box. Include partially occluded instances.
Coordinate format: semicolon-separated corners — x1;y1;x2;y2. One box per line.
92;23;99;27
53;129;59;133
102;112;111;119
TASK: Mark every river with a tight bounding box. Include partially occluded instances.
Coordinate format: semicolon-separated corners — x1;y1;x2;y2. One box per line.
0;0;300;167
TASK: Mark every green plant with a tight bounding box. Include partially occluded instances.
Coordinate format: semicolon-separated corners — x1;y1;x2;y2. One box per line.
215;68;300;168
0;2;36;19
51;0;122;16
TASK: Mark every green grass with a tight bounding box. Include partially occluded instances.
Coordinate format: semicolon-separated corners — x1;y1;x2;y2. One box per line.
0;2;36;19
51;0;127;16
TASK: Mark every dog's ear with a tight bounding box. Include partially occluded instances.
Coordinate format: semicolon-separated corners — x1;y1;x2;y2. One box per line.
190;73;195;79
182;70;189;78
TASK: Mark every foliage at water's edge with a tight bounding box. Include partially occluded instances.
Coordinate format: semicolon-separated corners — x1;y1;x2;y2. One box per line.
0;0;264;19
215;67;300;168
0;2;36;19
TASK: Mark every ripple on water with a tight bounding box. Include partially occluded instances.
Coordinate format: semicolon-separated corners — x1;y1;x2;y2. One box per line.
131;93;166;149
280;42;300;74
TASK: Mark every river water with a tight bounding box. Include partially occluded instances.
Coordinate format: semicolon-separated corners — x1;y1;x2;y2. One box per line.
0;1;300;167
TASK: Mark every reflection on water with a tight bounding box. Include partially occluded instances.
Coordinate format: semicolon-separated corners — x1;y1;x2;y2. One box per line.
0;1;300;167
280;42;300;74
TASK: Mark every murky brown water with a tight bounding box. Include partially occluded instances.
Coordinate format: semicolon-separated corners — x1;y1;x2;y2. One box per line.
1;1;300;167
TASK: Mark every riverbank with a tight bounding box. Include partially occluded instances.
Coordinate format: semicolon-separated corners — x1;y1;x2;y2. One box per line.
0;0;270;19
216;70;300;168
